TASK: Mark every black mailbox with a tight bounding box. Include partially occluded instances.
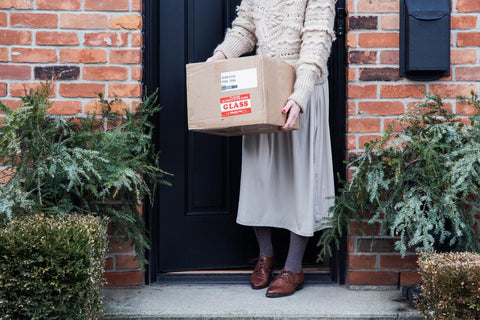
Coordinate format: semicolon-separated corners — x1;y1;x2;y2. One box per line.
400;0;451;81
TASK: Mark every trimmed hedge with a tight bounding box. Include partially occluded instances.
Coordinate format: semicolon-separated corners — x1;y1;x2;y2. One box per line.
0;214;108;320
417;252;480;320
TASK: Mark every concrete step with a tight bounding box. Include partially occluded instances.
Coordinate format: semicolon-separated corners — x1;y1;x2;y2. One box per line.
103;284;422;320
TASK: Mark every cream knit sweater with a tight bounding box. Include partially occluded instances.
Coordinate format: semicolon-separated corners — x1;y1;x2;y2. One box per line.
215;0;337;112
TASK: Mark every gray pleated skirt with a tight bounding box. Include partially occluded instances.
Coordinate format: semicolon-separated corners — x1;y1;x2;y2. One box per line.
236;82;335;237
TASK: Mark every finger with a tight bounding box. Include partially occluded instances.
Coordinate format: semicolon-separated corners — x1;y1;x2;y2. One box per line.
282;100;295;114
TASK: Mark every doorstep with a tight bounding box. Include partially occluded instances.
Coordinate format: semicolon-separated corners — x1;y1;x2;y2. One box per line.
103;284;422;320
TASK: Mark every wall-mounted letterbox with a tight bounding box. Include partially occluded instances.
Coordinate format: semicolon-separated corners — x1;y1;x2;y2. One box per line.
400;0;451;81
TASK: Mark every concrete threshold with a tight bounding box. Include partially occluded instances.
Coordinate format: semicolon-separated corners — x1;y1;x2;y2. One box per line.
103;284;422;320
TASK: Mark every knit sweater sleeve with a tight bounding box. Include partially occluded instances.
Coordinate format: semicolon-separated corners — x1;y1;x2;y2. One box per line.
214;0;257;58
288;0;337;112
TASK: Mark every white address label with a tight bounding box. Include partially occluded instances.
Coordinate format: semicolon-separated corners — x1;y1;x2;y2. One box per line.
221;68;258;92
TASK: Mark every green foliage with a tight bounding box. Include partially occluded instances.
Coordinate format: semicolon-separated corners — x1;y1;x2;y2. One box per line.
0;214;108;320
417;252;480;320
0;84;171;265
318;93;480;260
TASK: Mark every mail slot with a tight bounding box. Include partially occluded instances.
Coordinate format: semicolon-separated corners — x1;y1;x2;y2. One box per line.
400;0;451;81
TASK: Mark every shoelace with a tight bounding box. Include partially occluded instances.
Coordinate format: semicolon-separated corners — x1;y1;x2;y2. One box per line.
278;270;292;282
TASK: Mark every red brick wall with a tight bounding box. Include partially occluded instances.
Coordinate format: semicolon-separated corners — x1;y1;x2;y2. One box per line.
346;0;479;287
0;0;143;286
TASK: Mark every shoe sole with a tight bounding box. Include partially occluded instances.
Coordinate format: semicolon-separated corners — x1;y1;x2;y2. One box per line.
265;282;304;298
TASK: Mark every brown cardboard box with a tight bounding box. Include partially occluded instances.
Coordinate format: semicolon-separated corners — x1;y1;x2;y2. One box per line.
186;55;296;136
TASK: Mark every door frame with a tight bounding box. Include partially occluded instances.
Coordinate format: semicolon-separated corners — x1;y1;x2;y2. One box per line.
142;0;347;285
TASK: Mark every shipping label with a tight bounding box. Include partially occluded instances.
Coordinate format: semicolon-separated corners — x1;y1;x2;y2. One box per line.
221;68;258;92
220;94;251;117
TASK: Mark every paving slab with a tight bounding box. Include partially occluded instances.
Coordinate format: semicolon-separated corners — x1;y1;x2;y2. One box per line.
103;284;422;320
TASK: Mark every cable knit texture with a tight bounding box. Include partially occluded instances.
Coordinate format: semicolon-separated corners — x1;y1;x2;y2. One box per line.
215;0;337;112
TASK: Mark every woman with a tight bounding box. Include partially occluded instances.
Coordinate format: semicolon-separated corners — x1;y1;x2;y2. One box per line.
207;0;336;298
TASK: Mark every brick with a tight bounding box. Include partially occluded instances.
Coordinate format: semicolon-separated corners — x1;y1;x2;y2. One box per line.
380;85;426;98
131;66;142;81
105;257;114;270
349;271;398;286
359;68;400;81
0;47;8;62
359;101;404;116
0;65;30;79
381;15;399;30
347;33;357;48
10;82;55;97
85;0;128;11
0;99;22;110
346;0;354;13
108;83;142;98
132;33;142;47
457;101;477;115
48;100;82;115
359;135;382;148
11;48;57;63
347;68;356;82
349;221;381;236
35;66;80;81
348;255;376;270
36;31;79;46
430;84;476;99
347;101;356;115
379;50;399;64
400;271;421;286
384;118;405;132
0;30;31;45
347;134;356;149
358;0;398;13
451;49;476;64
451;15;477;29
132;0;142;11
0;12;6;27
457;32;480;47
85;100;129;114
60;49;107;63
347;118;381;133
11;13;58;28
109;15;142;30
380;255;419;270
358;33;399;48
456;67;480;81
84;32;128;47
0;0;33;9
60;83;105;98
104;271;143;287
110;49;141;64
0;82;6;96
348;85;377;99
348;16;377;30
357;238;397;253
84;66;128;81
110;238;135;253
60;14;108;29
348;50;377;64
457;0;480;12
116;254;141;270
36;0;81;10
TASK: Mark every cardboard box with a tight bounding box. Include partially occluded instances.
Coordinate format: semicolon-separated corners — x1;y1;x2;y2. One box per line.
186;55;296;136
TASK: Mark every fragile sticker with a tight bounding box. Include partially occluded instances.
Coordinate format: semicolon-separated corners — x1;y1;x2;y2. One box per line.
220;94;251;117
221;68;258;92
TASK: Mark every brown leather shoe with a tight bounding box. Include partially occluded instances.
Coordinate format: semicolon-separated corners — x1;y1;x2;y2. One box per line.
250;255;275;289
266;269;304;298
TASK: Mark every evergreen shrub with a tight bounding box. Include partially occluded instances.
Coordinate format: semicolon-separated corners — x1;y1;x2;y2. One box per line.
0;214;108;320
318;93;480;259
416;252;480;320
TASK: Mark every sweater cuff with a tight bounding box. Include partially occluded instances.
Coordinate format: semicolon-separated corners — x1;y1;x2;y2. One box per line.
288;70;316;113
214;35;250;59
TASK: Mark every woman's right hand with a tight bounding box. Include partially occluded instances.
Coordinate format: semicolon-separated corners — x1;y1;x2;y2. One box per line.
206;51;227;62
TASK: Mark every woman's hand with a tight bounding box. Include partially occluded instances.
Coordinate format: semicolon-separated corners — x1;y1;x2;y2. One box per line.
206;51;227;62
280;100;301;131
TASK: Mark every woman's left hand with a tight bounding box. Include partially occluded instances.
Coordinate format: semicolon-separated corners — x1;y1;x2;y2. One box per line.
280;100;301;131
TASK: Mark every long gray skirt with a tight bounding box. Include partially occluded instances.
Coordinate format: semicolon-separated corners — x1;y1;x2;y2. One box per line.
236;82;335;237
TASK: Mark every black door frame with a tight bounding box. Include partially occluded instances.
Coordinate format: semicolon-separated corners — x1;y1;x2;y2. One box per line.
142;0;347;285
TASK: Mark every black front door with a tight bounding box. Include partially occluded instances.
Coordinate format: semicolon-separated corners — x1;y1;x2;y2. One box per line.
144;0;346;281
